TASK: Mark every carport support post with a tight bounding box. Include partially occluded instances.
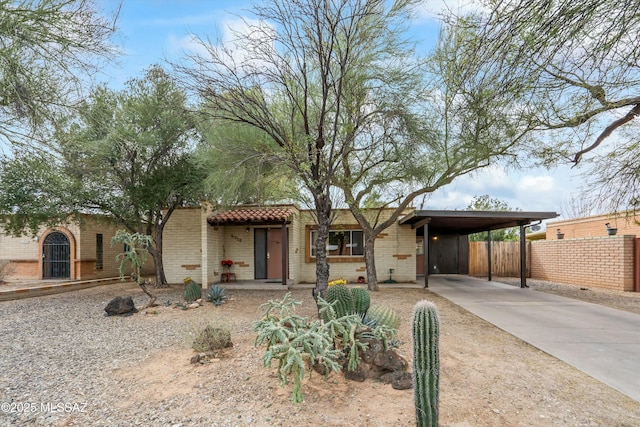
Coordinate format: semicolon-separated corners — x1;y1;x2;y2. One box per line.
520;224;527;288
423;224;429;288
487;230;492;281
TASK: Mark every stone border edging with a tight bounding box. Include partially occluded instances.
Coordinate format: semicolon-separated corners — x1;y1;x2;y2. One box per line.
0;277;125;301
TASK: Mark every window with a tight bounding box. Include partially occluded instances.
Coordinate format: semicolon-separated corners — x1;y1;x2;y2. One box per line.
96;234;103;270
310;229;364;257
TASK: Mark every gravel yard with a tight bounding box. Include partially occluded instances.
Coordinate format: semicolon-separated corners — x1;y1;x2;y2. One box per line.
1;278;640;426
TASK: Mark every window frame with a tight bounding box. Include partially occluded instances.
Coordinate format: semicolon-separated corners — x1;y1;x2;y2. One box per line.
305;225;365;263
95;233;104;270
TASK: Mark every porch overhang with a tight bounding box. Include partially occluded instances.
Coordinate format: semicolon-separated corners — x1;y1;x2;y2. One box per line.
207;206;296;227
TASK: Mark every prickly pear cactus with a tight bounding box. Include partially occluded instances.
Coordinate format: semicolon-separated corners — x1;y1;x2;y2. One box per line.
412;300;440;427
350;287;370;316
183;279;202;302
366;304;400;329
325;284;355;318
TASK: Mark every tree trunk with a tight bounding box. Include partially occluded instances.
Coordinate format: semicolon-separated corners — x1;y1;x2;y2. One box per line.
130;272;157;309
138;279;158;309
363;232;379;291
147;224;168;287
313;195;331;303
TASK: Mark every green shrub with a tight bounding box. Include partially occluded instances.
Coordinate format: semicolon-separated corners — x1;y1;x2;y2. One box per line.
192;325;233;353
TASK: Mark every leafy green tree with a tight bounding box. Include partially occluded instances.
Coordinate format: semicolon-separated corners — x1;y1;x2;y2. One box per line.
196;120;299;207
466;195;520;242
441;1;640;212
0;0;118;145
0;66;204;286
0;149;75;234
335;18;528;290
176;0;424;298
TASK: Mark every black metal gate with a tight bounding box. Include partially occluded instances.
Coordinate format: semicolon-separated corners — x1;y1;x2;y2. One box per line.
42;232;70;279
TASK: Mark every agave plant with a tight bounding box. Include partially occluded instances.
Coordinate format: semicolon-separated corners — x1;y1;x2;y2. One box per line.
207;285;227;306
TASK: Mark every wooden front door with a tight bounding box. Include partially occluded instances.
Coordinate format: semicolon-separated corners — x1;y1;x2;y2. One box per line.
267;228;283;280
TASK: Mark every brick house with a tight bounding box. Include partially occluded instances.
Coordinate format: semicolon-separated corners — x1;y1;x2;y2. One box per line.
161;205;417;286
1;205;562;288
0;214;137;282
547;212;640;240
161;205;557;288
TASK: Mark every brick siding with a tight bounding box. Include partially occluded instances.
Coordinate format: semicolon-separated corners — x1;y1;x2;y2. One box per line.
531;236;636;291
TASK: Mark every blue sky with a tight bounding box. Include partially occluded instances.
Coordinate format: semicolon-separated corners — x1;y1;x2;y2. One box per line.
95;0;586;217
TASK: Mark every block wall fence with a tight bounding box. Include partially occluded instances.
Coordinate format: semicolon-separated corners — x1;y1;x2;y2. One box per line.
530;235;638;292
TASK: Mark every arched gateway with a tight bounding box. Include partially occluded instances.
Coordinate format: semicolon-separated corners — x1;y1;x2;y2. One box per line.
42;231;71;279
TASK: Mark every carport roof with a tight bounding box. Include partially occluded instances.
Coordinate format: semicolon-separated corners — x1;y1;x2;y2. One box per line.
398;210;559;235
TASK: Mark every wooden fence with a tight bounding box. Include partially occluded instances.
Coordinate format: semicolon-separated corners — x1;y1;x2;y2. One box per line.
468;241;531;277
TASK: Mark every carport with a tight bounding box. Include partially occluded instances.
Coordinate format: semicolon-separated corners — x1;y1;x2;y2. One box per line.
398;210;559;288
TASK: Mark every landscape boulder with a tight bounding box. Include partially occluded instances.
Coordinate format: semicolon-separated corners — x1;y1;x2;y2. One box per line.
380;371;413;390
342;337;409;383
104;296;138;316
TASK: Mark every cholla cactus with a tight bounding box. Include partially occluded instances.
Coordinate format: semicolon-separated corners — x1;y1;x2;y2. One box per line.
412;300;440;427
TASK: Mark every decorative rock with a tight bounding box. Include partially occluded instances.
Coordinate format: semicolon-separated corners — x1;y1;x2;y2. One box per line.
342;337;409;383
373;348;408;372
343;366;367;382
104;296;138;316
188;302;200;309
380;371;413;390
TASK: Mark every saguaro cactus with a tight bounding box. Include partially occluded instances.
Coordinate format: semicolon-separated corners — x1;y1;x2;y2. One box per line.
412;300;440;427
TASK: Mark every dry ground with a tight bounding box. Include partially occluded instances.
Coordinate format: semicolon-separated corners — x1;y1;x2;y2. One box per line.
3;279;640;426
108;281;640;426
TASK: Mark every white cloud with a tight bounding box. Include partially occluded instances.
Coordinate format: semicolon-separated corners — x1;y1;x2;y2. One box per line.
136;14;221;27
170;17;276;72
415;0;486;21
517;175;555;194
423;164;585;214
167;33;211;57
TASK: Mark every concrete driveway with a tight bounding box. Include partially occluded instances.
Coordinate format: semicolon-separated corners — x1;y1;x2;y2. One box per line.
427;275;640;402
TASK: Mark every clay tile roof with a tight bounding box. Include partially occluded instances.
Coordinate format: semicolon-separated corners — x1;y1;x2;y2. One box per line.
207;206;296;225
